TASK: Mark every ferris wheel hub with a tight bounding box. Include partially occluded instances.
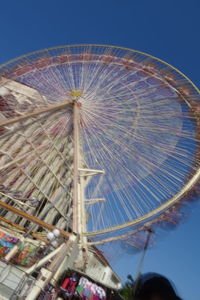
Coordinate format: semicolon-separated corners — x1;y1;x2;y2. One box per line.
70;90;83;98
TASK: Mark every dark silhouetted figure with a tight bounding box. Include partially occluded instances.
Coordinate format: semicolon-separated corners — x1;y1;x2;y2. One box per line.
134;273;183;300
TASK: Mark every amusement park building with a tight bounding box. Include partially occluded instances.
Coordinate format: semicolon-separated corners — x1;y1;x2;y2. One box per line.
0;76;122;299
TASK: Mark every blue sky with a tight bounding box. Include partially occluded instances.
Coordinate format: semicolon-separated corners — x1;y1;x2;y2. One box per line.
0;1;199;299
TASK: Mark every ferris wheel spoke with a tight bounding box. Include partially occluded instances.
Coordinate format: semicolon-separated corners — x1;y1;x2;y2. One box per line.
81;107;195;174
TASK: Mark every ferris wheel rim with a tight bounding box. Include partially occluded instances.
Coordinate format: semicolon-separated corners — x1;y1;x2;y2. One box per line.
0;43;199;94
0;44;199;241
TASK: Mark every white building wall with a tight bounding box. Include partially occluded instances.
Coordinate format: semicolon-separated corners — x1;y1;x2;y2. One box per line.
84;251;122;289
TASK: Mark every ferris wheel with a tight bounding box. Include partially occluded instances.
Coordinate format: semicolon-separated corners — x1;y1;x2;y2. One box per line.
0;45;199;250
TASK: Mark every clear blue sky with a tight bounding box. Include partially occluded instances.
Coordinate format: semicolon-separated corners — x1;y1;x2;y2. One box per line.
0;1;199;299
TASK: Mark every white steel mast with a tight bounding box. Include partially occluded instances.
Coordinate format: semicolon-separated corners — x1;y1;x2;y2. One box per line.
72;101;104;249
72;101;87;249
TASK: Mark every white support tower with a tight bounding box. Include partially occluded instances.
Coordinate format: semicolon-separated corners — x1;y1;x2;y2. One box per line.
72;101;105;249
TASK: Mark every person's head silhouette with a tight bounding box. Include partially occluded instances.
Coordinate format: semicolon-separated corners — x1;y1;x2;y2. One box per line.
134;273;182;300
